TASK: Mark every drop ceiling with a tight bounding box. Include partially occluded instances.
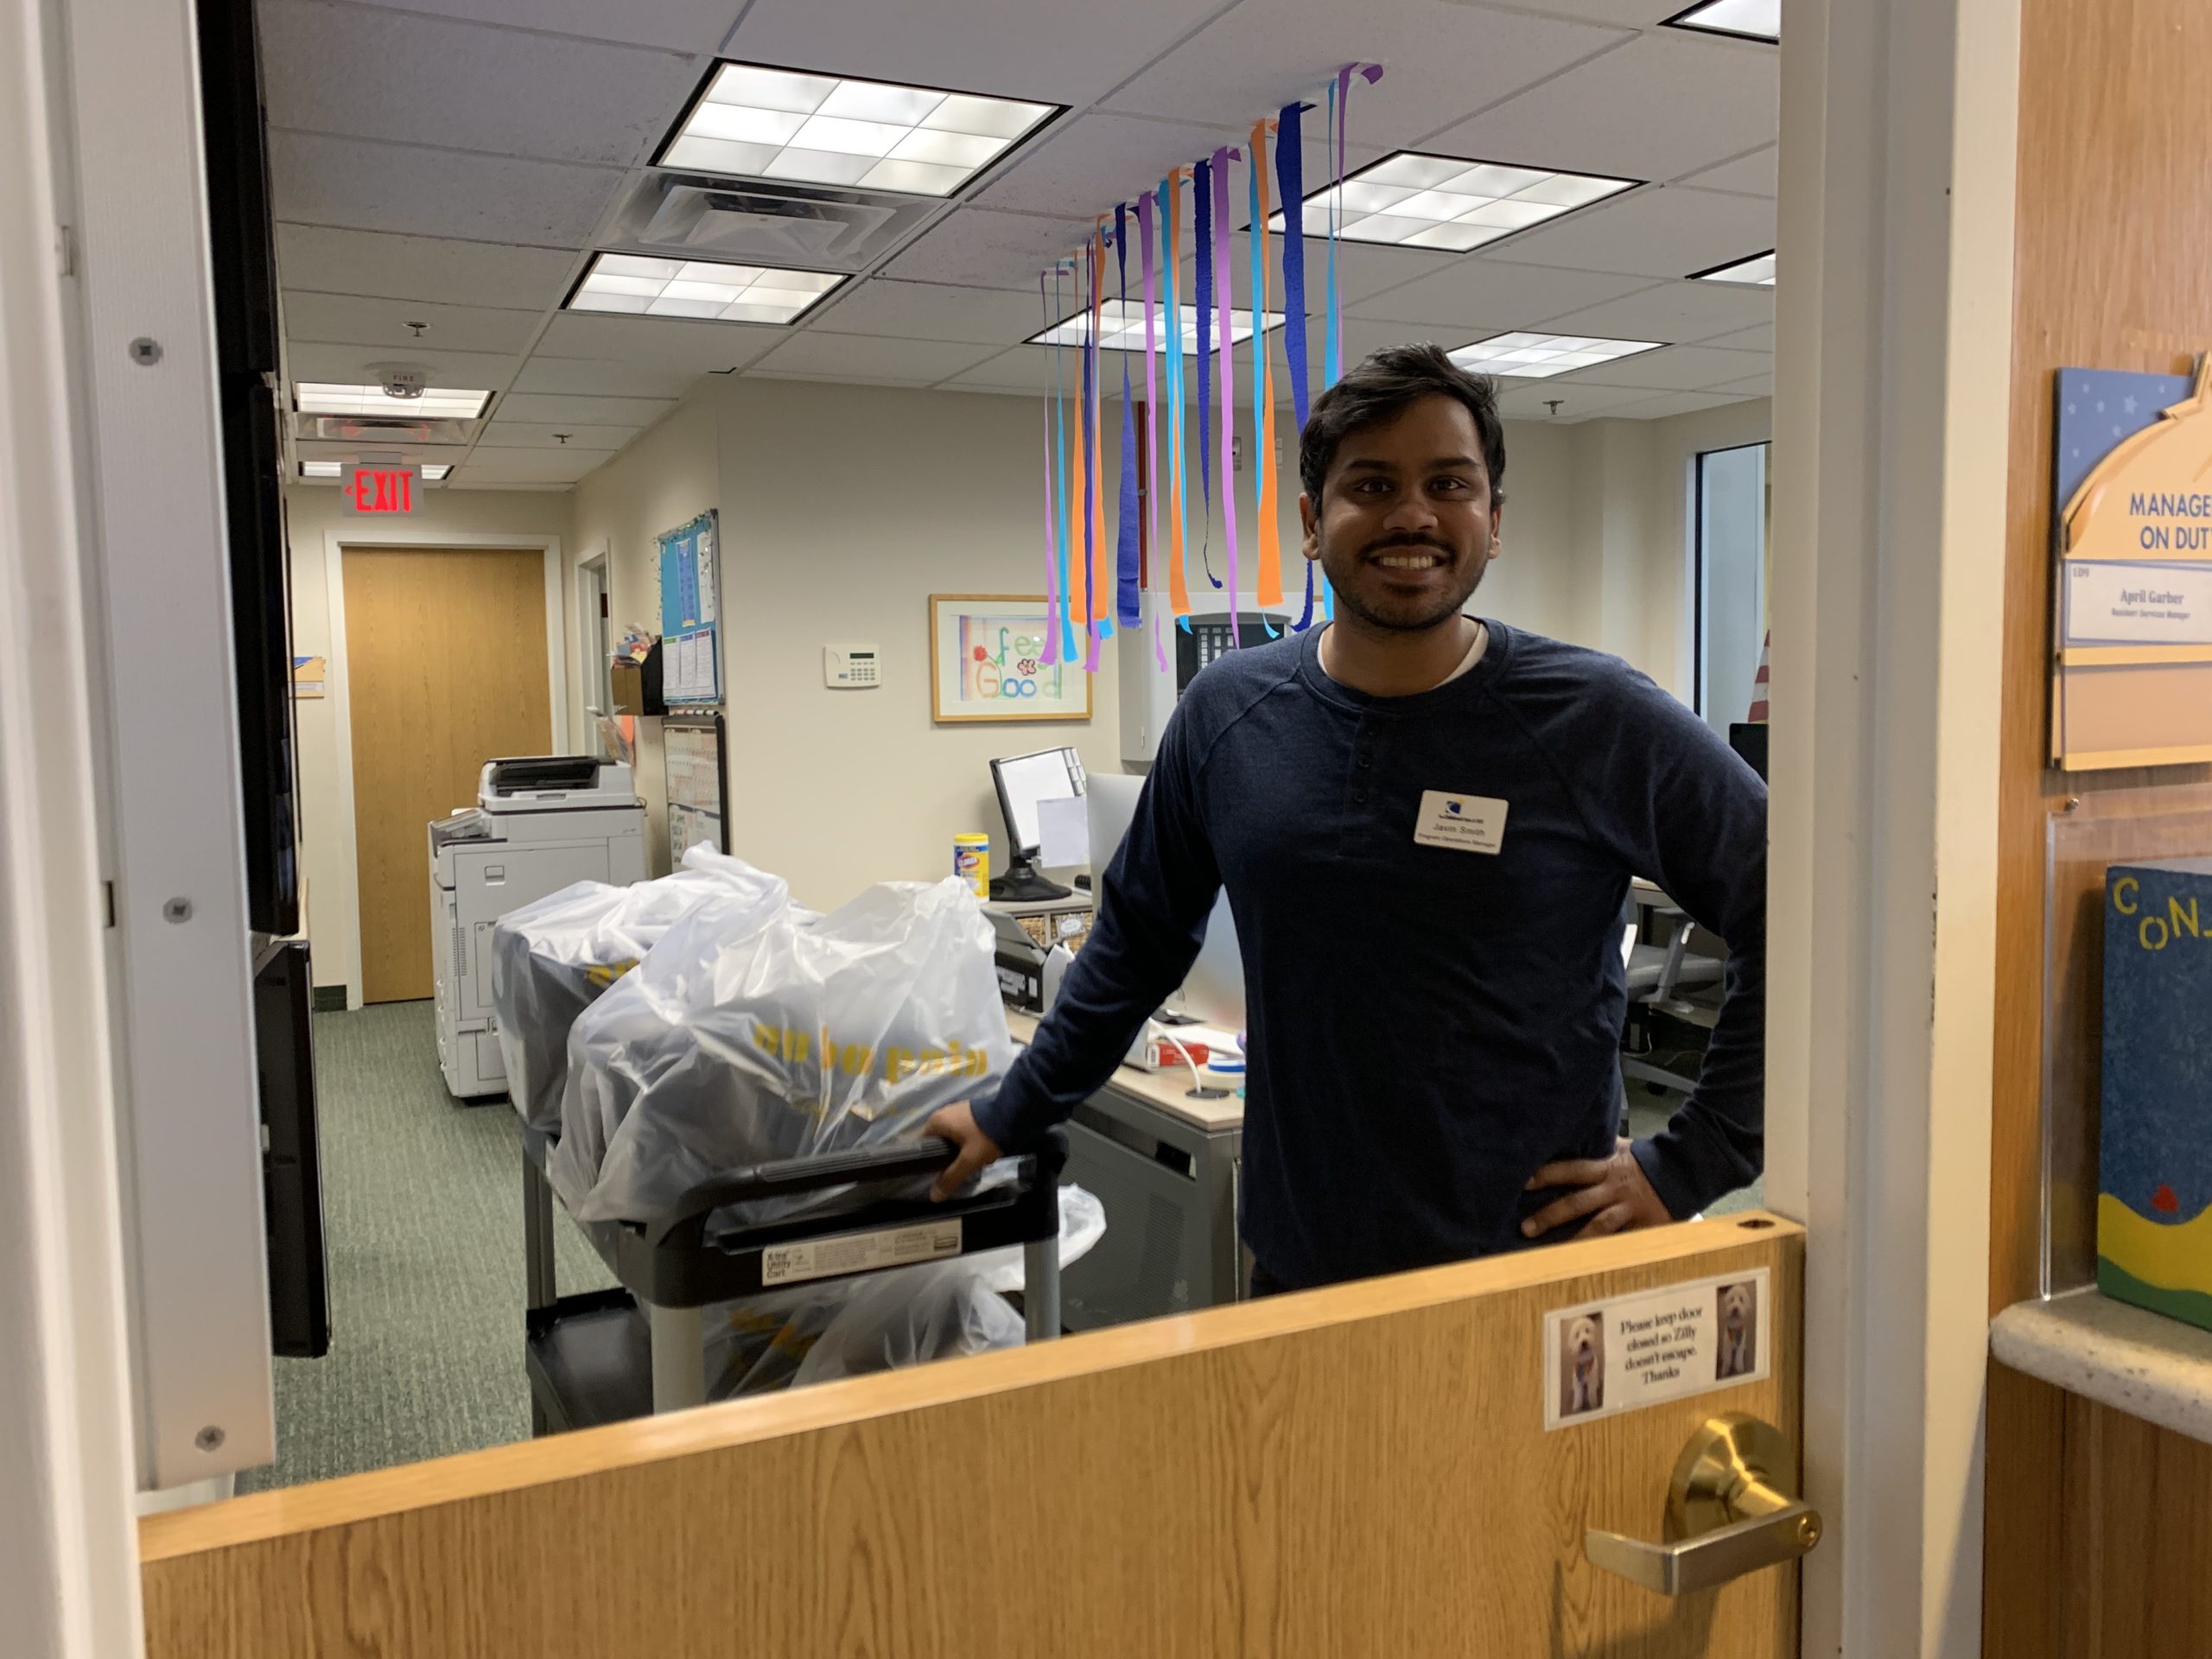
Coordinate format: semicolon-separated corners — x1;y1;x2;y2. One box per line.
260;0;1777;491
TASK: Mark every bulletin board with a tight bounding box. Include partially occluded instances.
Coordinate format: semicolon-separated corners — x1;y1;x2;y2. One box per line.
663;715;728;864
2050;361;2212;769
658;510;721;709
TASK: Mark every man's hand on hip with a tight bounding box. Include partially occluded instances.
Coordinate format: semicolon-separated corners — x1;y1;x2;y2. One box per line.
1522;1138;1673;1240
921;1101;1003;1201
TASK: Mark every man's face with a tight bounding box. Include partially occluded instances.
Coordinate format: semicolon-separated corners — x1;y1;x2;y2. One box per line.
1299;393;1502;634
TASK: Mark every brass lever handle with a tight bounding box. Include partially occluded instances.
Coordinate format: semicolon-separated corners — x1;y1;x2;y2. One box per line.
1585;1412;1822;1597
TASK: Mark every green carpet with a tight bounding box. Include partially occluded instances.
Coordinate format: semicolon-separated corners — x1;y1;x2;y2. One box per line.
238;1002;612;1494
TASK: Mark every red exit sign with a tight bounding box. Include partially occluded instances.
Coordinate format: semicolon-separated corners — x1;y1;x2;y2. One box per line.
340;462;420;515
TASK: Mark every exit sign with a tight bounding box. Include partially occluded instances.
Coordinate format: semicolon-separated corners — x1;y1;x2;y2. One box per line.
340;462;420;515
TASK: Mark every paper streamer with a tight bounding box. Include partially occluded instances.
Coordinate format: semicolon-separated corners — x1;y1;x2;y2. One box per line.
1276;101;1311;429
1073;244;1093;639
1193;157;1217;587
1114;205;1141;628
1248;119;1282;620
1039;270;1062;667
1161;173;1192;626
1137;190;1159;577
1053;264;1077;659
1087;225;1109;669
1212;145;1238;638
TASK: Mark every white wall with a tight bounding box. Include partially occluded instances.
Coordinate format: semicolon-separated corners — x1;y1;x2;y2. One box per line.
285;485;574;992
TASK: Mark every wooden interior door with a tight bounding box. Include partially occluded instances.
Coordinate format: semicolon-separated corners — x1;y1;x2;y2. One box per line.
345;546;550;1003
139;1215;1805;1658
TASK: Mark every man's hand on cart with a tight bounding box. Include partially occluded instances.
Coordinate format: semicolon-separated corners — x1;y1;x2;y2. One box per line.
921;1101;1003;1201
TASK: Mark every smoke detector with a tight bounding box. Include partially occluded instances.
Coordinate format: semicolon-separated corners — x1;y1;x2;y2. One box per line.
367;362;434;400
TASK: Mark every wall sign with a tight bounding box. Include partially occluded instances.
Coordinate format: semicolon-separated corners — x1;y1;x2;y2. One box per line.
1542;1267;1771;1431
658;511;721;709
928;594;1094;725
2052;360;2212;770
339;462;419;515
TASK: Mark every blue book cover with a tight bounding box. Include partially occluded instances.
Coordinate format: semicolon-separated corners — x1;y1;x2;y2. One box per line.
2100;856;2212;1329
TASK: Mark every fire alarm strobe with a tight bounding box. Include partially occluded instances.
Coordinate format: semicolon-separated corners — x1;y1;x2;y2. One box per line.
366;362;434;400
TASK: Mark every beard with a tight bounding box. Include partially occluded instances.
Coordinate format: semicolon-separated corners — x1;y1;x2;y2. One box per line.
1317;531;1488;634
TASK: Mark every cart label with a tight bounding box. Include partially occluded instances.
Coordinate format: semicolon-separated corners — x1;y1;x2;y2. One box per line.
760;1218;963;1287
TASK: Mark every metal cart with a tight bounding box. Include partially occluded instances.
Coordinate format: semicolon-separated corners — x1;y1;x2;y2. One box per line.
521;1128;1067;1433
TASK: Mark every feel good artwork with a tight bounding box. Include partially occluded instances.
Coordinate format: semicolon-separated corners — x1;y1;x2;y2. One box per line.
929;594;1094;724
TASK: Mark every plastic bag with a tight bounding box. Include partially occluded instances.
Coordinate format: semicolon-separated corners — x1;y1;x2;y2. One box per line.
488;847;787;1132
702;1184;1107;1397
549;875;1012;1226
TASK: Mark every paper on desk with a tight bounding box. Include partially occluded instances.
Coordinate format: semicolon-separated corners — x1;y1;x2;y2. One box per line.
1038;796;1090;868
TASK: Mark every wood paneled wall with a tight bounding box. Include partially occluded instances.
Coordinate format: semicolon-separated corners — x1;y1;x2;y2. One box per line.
1986;1;2212;1653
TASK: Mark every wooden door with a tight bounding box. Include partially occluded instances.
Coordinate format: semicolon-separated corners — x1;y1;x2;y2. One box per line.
138;1215;1805;1657
345;546;550;1003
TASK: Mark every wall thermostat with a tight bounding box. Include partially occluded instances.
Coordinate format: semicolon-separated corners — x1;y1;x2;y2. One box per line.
824;644;880;688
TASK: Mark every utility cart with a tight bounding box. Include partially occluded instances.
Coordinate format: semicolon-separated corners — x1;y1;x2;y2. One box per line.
520;1128;1067;1432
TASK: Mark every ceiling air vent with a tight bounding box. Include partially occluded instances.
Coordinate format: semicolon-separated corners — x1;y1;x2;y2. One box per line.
606;170;940;273
296;413;477;445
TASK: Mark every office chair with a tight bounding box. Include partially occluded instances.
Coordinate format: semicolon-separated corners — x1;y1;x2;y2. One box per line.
1619;889;1725;1099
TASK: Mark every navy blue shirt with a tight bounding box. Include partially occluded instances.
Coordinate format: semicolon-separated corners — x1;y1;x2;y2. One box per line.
976;620;1766;1290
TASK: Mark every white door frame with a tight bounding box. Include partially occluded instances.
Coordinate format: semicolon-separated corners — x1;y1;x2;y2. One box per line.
575;547;611;753
1768;0;2018;1653
322;529;568;1009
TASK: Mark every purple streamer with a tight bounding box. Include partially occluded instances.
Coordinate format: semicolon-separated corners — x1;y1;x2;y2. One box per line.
1039;270;1061;666
1212;145;1239;639
1192;158;1218;588
1080;239;1096;658
1115;205;1141;627
1276;101;1310;429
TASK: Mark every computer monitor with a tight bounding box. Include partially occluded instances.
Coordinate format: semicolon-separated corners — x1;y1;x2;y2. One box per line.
988;746;1086;900
1084;772;1244;1030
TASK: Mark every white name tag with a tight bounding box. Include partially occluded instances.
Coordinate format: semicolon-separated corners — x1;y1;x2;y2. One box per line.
1412;790;1508;854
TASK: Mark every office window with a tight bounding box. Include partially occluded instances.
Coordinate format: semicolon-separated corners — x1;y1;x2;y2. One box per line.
1694;442;1771;732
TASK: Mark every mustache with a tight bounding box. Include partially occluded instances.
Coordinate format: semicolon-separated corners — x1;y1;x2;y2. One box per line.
1363;534;1455;558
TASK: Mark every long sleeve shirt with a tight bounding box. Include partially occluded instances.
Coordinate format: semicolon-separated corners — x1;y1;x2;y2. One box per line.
974;620;1768;1291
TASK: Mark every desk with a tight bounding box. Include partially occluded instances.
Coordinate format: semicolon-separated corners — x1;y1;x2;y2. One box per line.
1004;1007;1246;1329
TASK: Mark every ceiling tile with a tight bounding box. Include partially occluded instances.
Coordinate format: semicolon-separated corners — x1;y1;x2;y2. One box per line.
1500;0;1717;20
1425;31;1776;183
939;348;1060;392
804;279;1050;344
1713;372;1773;396
493;391;679;424
881;207;1100;289
1103;0;1630;152
283;340;522;389
474;421;639;449
448;447;606;482
333;0;743;52
292;437;469;466
1592;387;1758;418
1493;379;1662;420
275;226;580;309
534;310;784;370
511;357;702;397
259;1;703;168
749;332;1004;382
269;130;621;245
1549;343;1769;390
1529;279;1773;342
973;114;1242;218
1681;144;1778;197
728;0;1211;107
1179;232;1459;308
1349;259;1656;327
1483;186;1775;278
281;290;543;355
1700;322;1774;352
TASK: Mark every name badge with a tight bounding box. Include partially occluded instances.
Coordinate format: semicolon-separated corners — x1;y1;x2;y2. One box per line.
1413;790;1508;854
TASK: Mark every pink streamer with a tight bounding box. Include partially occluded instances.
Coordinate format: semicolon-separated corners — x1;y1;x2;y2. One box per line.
1138;192;1159;577
1039;269;1061;668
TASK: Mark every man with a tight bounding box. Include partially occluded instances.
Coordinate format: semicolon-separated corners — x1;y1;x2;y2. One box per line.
926;343;1765;1294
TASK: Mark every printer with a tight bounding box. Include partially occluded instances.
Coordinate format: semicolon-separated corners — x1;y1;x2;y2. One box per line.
429;756;645;1100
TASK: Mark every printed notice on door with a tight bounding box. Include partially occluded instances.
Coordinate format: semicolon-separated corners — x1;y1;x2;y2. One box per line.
1543;1267;1770;1431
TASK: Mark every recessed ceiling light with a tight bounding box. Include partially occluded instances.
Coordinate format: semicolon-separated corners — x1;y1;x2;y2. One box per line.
1268;152;1638;251
658;61;1057;197
294;384;493;419
1449;333;1666;379
1027;301;1284;353
564;252;847;325
1663;0;1780;43
1690;250;1777;286
298;461;452;480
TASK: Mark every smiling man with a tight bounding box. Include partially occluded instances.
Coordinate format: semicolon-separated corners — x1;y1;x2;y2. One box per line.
926;342;1767;1294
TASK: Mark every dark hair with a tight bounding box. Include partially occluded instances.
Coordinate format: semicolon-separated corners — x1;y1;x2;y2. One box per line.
1298;342;1506;510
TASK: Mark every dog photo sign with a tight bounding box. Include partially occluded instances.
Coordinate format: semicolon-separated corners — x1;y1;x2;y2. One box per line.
1542;1267;1771;1431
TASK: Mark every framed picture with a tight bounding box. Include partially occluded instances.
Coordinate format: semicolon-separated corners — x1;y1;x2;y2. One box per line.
928;594;1094;724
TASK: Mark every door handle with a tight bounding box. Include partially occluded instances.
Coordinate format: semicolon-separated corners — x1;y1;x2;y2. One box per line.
1585;1412;1822;1596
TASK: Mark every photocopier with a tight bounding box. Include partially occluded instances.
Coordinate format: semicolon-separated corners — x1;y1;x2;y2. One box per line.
429;756;645;1100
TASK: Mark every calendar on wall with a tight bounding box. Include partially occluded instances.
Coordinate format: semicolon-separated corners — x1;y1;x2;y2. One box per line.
657;510;720;709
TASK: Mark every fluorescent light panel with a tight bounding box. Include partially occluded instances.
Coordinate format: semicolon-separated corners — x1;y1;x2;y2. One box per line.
1448;332;1664;379
299;461;452;480
1268;152;1637;251
1663;0;1780;42
566;252;844;324
1691;250;1776;286
294;384;492;419
660;61;1054;197
1027;301;1283;353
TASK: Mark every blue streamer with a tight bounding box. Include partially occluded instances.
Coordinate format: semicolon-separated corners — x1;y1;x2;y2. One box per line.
1276;101;1310;429
1115;206;1141;628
